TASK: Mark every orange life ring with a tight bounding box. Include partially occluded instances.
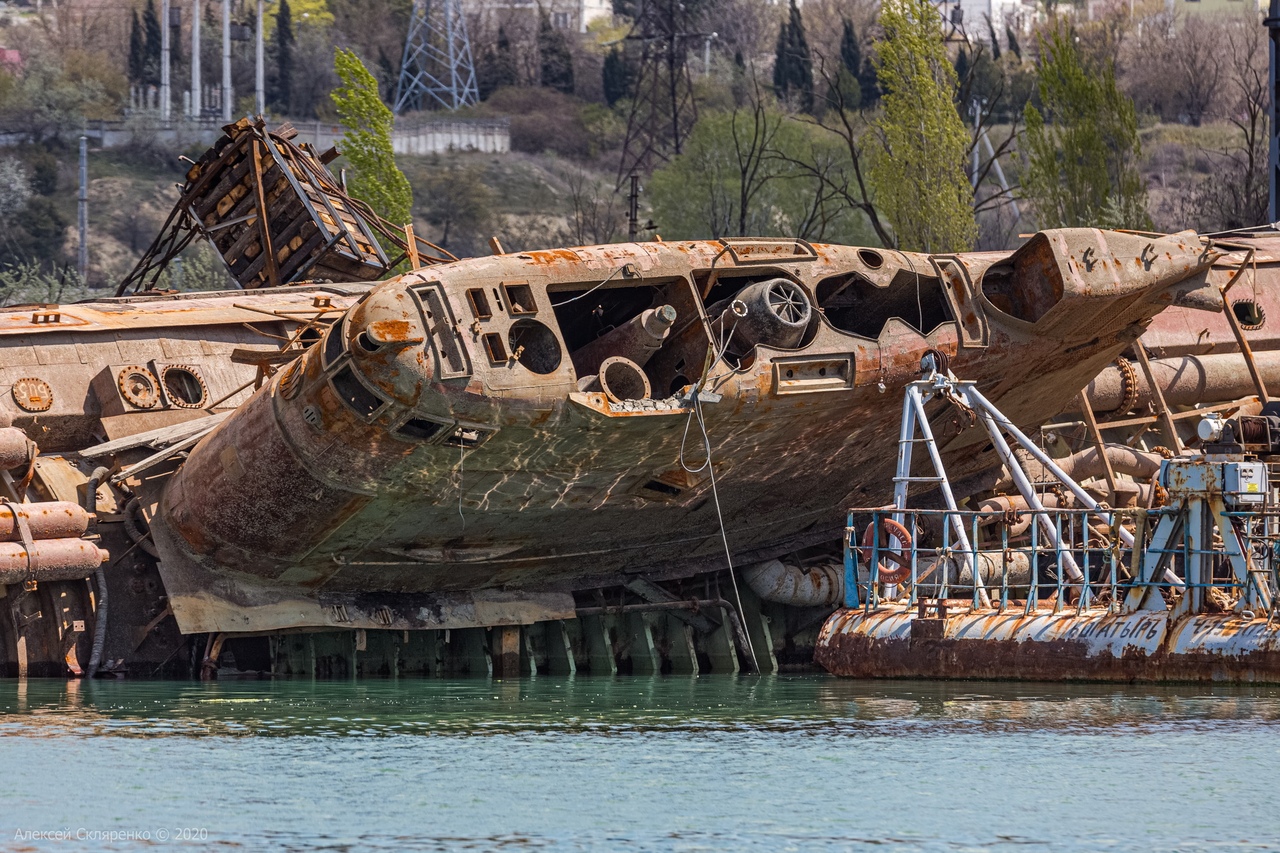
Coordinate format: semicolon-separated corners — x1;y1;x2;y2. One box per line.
858;518;914;585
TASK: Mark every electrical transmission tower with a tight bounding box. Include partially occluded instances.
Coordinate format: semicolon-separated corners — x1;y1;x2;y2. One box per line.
394;0;479;113
616;0;703;185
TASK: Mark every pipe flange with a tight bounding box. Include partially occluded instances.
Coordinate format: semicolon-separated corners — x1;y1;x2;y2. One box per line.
12;377;53;413
1114;356;1139;415
118;366;160;410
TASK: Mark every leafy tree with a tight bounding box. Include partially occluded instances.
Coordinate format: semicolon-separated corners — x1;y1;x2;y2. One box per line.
416;157;494;253
142;0;163;86
331;48;413;226
538;13;574;95
602;46;633;108
869;0;975;252
128;10;146;86
647;104;867;243
1022;24;1149;229
773;0;814;112
274;0;295;112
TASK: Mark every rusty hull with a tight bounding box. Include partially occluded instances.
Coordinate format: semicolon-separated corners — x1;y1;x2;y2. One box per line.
139;229;1224;633
814;603;1280;684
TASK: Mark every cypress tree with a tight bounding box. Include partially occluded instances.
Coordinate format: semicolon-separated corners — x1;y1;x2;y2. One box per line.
1006;25;1021;60
840;19;861;78
954;45;969;83
538;12;575;95
987;18;1001;61
773;0;813;112
602;46;632;107
143;0;162;86
128;10;146;85
274;0;294;112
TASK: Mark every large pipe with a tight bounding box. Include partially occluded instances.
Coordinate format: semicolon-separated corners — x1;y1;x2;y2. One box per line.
995;446;1162;493
744;559;843;607
571;304;677;376
1084;352;1280;414
0;501;90;542
0;539;108;584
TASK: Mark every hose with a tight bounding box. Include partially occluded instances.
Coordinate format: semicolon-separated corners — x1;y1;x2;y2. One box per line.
85;466;110;679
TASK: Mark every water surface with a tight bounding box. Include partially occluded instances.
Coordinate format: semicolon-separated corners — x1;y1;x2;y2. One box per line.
1;675;1277;851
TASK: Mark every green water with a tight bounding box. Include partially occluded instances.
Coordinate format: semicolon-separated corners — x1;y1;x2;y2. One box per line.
1;675;1278;851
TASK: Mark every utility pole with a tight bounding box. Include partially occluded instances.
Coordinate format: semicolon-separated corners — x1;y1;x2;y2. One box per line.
627;174;640;242
78;136;88;282
1269;0;1280;222
255;0;265;116
191;0;202;118
161;0;172;121
222;0;232;121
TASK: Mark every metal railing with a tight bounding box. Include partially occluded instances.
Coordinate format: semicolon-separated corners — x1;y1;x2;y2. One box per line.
844;506;1280;618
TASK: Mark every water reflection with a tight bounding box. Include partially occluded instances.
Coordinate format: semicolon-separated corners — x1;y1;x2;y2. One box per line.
2;675;1278;739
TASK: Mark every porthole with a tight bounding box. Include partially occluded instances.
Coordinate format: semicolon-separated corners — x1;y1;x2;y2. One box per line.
162;366;208;408
508;319;562;375
331;366;383;417
858;249;884;269
1233;300;1265;330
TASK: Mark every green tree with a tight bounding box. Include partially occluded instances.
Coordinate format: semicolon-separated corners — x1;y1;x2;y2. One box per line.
478;26;520;99
773;0;814;112
330;48;413;226
602;46;632;108
128;10;146;85
539;13;575;95
1022;25;1149;229
869;0;975;252
647;105;867;243
274;0;295;112
142;0;163;86
829;19;863;110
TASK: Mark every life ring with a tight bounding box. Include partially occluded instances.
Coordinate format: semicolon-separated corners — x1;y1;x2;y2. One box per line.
859;518;914;585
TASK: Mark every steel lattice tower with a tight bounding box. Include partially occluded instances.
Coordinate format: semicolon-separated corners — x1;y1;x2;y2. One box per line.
394;0;479;113
616;0;701;185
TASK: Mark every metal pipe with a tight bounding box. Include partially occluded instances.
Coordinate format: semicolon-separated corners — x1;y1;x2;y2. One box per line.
0;502;91;542
191;0;201;117
161;0;171;122
1083;352;1280;414
222;0;232;121
77;136;87;282
86;466;110;680
743;558;842;607
255;0;265;116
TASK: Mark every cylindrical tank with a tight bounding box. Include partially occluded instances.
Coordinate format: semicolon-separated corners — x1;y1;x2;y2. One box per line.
0;427;32;470
0;501;90;542
571;304;677;376
715;278;812;356
0;538;107;583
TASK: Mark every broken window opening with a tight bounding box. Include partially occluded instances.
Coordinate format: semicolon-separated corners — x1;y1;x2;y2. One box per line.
551;277;700;400
395;417;446;442
330;365;384;417
816;269;952;338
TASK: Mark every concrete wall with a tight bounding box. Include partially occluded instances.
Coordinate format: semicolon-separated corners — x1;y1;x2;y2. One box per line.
4;115;511;156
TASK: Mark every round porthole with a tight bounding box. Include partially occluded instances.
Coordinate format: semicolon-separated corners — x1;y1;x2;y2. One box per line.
117;367;159;410
162;366;209;408
12;377;54;413
1233;300;1265;330
508;319;563;375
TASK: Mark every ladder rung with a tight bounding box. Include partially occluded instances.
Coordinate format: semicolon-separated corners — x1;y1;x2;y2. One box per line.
893;476;946;482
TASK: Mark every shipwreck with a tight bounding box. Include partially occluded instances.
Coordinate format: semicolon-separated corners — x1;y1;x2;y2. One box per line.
0;120;1278;680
